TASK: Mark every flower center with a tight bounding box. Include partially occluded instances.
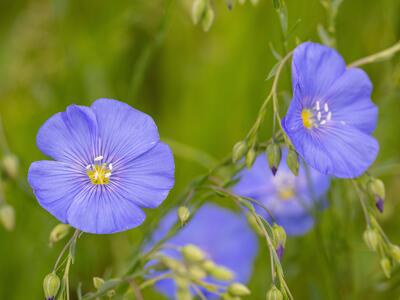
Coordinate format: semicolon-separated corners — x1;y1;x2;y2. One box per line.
273;172;296;201
278;187;295;200
301;101;332;129
86;156;113;185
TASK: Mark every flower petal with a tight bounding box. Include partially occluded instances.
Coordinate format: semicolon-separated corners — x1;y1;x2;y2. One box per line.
276;213;314;236
66;186;145;234
36;105;98;165
323;68;377;134
111;142;175;208
28;161;86;222
292;42;346;103
90;99;160;167
284;121;379;178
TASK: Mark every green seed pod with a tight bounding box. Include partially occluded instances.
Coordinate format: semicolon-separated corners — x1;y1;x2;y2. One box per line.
181;244;206;262
43;273;61;300
201;5;215;32
191;0;207;25
363;228;379;252
209;265;234;281
286;148;299;176
390;245;400;264
232;141;247;163
380;257;391;279
178;206;190;224
228;283;251;296
245;148;256;169
272;224;287;248
266;286;283;300
266;143;281;175
2;154;19;179
49;223;70;244
0;204;15;231
93;277;105;289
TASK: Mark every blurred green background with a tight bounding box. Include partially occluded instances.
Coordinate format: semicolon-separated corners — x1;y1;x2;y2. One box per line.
0;0;400;299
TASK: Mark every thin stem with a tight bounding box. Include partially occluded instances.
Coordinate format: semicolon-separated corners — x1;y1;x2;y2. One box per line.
351;180;370;226
53;229;80;272
139;273;171;289
128;279;144;300
348;41;400;68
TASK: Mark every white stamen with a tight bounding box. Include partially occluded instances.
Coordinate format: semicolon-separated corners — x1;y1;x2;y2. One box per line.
327;112;332;121
94;172;99;180
109;163;113;170
94;155;104;161
320;120;326;125
86;164;91;170
317;111;322;121
324;103;329;112
105;172;111;178
316;101;320;110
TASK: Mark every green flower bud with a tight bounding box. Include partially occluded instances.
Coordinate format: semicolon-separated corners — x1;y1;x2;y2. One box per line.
232;141;247;163
266;143;281;176
181;244;206;262
363;228;379;252
246;213;263;235
286;148;299;176
93;277;105;289
160;256;185;274
191;0;207;25
178;206;190;224
245;148;256;169
107;289;116;298
368;178;385;212
188;265;207;280
2;154;19;179
0;204;15;231
201;5;215;32
228;283;251;296
49;223;70;244
43;273;60;300
390;245;400;264
202;259;216;272
266;286;283;300
209;265;234;281
380;257;391;279
272;224;287;248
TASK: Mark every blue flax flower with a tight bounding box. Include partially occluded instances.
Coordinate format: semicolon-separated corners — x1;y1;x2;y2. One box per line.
148;203;258;299
282;42;379;178
28;99;174;234
234;152;330;236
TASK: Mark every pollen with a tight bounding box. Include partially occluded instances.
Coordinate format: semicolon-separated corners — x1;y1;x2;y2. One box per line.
86;156;112;185
278;188;295;200
301;109;314;129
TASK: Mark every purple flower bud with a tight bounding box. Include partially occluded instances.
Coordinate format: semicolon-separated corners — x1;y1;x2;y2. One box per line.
276;244;284;260
271;166;278;176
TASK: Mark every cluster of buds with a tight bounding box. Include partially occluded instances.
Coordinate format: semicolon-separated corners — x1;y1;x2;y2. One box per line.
232;140;257;169
153;243;251;299
191;0;215;32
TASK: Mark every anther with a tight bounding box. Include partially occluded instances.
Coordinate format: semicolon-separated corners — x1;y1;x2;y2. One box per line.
324;103;329;112
94;156;104;161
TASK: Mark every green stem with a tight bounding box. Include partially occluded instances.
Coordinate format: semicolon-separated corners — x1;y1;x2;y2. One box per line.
348;41;400;68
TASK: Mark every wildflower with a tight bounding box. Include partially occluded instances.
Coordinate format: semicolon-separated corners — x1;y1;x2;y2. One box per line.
233;151;330;236
282;42;379;178
148;203;258;299
28;99;174;234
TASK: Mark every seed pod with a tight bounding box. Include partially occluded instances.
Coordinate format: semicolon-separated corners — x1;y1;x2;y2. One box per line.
49;223;70;244
245;148;256;169
93;277;105;289
181;244;205;262
286;148;299;176
43;273;61;300
266;285;283;300
272;224;286;248
228;283;251;296
363;228;379;252
266;143;281;176
0;204;15;231
232;141;247;163
178;206;190;224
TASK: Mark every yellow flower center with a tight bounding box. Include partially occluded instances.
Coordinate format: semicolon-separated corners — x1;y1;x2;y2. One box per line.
301;109;314;129
86;156;112;185
278;188;295;200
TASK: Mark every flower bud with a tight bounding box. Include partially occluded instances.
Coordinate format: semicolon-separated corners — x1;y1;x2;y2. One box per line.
107;290;116;298
0;204;15;231
49;223;70;244
266;285;283;300
201;5;215;32
245;148;256;169
232;141;247;163
209;265;235;281
266;143;281;176
93;277;105;289
228;283;251;296
380;257;391;278
202;259;216;272
272;224;286;248
43;273;60;300
178;206;190;225
368;178;385;213
191;0;207;25
188;265;207;280
2;154;19;179
160;256;185;273
390;245;400;263
363;228;379;252
246;213;263;235
181;244;205;262
286;148;299;176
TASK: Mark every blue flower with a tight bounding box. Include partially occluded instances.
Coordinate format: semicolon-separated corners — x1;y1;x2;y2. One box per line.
233;152;330;236
148;203;258;299
28;99;174;234
282;42;379;178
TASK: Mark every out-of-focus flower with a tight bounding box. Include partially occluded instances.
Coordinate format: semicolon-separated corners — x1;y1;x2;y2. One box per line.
28;99;174;234
282;42;379;178
233;152;330;236
148;203;258;299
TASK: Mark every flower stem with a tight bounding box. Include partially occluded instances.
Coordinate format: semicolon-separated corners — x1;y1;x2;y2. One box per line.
348;41;400;68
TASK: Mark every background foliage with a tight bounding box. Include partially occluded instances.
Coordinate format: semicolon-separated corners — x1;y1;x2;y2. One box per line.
0;0;400;299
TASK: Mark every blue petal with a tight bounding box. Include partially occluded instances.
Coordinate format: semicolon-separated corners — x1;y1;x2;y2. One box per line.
284;121;379;178
276;213;314;236
292;42;346;102
66;185;146;234
323;68;377;134
111;142;175;208
28;161;86;222
36;105;98;165
90;99;160;167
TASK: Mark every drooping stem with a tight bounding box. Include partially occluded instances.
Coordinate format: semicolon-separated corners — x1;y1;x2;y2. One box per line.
348;41;400;68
